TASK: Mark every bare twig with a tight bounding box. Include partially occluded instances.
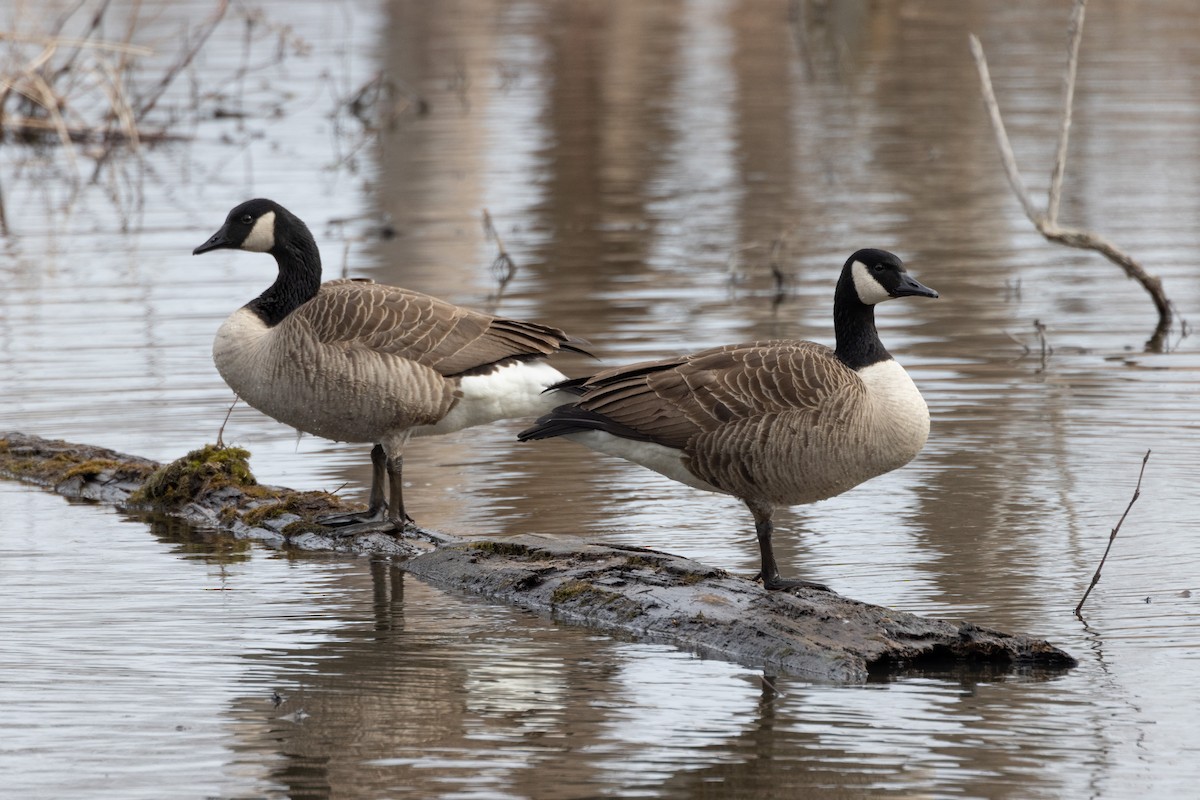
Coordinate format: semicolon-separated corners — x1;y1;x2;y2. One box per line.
135;0;229;121
482;209;517;298
25;70;80;177
46;0;113;81
968;0;1178;352
1033;318;1051;368
1047;0;1085;226
216;394;240;449
768;234;788;291
1002;329;1031;356
1075;450;1150;617
0;31;152;58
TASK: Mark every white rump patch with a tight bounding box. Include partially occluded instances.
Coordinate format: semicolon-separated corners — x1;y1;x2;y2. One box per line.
566;430;724;495
413;360;568;436
851;260;893;306
242;211;276;252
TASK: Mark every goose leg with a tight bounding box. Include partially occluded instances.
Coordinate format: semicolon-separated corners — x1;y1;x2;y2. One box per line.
318;444;389;527
320;444;416;537
366;443;388;517
383;450;416;529
746;500;831;593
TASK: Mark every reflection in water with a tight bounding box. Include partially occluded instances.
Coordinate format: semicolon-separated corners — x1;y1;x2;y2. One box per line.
3;0;1200;797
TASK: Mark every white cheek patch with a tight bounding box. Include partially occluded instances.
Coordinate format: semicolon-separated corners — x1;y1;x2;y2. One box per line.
242;211;276;252
851;260;894;305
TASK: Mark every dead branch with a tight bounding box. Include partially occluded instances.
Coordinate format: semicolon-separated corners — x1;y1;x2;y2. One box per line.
216;394;240;449
1047;0;1085;226
135;0;229;121
1075;450;1150;617
1033;318;1051;369
482;209;517;303
0;31;151;58
968;0;1176;352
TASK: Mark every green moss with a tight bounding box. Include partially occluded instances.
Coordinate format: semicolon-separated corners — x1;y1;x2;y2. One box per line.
281;520;335;537
550;579;597;604
468;540;534;558
0;437;161;495
62;458;155;483
129;444;257;509
240;491;350;528
549;580;642;620
0;443;83;484
217;506;241;526
241;500;295;528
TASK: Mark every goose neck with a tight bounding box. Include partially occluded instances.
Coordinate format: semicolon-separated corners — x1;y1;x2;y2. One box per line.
250;229;322;327
833;282;890;370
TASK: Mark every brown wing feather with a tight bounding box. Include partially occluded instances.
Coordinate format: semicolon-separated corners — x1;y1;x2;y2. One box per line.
572;340;863;451
291;279;585;376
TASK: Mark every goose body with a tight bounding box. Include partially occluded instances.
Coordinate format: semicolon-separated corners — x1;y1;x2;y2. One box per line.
211;279;575;444
519;249;937;590
196;198;589;531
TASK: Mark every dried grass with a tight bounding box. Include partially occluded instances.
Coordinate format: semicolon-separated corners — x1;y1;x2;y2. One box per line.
0;3;221;152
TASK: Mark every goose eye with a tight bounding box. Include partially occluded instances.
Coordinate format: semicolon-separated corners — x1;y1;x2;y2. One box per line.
240;214;254;225
872;264;885;273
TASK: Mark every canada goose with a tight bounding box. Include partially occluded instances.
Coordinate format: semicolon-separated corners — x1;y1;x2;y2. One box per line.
194;198;590;532
518;249;937;590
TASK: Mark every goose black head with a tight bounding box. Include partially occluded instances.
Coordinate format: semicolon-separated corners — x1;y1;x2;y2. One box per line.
194;198;287;256
843;248;938;306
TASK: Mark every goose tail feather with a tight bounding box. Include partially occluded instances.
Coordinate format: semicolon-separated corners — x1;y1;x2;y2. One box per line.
517;404;653;443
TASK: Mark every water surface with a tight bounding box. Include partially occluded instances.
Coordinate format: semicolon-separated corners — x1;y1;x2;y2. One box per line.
2;1;1199;797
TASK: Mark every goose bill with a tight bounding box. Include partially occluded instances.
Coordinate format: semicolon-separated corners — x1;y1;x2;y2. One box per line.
891;274;938;299
193;227;234;255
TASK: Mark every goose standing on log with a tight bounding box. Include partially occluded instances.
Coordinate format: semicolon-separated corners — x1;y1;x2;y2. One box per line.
519;249;937;590
194;198;590;533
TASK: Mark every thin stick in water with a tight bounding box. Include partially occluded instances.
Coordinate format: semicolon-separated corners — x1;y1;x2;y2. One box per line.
1075;449;1150;617
216;393;240;449
482;208;517;299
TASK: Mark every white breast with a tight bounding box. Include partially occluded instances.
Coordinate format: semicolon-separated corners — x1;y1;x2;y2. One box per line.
213;307;446;443
856;358;930;467
212;307;272;393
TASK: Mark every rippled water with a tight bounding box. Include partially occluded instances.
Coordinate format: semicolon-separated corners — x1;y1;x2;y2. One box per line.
3;0;1200;797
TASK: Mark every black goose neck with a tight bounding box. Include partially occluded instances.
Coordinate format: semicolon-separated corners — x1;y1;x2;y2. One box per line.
248;217;322;327
833;277;891;370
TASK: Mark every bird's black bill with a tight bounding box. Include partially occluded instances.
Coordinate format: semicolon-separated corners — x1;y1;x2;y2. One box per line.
193;226;233;255
892;273;938;299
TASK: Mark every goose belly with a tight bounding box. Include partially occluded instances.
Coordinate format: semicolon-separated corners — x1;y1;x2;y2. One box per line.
212;308;451;443
564;431;725;495
412;360;568;437
690;360;930;506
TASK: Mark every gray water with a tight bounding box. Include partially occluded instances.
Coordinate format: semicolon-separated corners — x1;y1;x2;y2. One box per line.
2;0;1199;797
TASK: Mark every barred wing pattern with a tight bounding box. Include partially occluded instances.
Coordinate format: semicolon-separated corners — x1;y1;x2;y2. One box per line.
541;341;873;504
298;279;587;377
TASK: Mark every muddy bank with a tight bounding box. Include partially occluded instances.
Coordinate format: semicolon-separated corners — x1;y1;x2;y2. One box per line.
1;431;1076;681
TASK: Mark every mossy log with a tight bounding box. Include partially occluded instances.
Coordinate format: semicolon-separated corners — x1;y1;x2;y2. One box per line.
1;431;1077;681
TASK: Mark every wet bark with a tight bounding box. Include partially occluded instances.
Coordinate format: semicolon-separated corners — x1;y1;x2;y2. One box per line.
1;431;1076;682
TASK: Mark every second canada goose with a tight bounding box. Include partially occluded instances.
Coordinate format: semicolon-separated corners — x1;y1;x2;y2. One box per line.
518;249;937;590
194;198;590;532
